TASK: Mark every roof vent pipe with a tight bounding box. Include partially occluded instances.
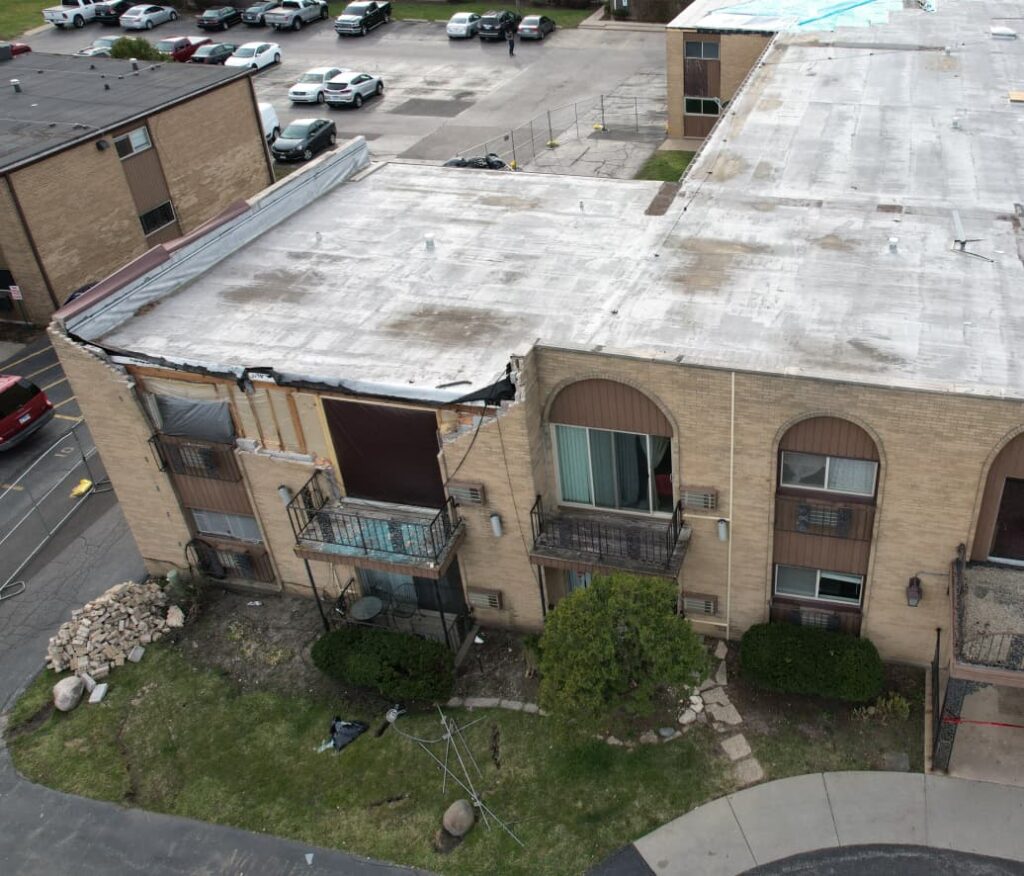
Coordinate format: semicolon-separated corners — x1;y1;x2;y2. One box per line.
10;79;20;94
888;237;899;254
991;26;1017;39
130;58;139;71
424;233;435;251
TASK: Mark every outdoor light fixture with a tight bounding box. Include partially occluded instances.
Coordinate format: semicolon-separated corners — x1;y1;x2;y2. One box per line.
95;138;109;151
906;576;923;607
717;518;729;542
277;484;294;506
490;513;503;538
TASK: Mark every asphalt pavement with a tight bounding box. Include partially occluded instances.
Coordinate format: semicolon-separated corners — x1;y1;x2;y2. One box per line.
22;13;666;161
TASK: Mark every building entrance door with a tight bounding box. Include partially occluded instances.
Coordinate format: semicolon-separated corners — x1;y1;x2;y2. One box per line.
990;478;1024;562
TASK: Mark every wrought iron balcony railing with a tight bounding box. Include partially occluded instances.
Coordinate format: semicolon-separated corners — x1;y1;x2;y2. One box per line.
149;433;241;482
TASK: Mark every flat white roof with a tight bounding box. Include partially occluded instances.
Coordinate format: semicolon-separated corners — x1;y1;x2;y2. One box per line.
667;0;902;33
79;0;1024;403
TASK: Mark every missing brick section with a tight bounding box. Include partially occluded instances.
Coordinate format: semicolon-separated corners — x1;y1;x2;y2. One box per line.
490;724;501;769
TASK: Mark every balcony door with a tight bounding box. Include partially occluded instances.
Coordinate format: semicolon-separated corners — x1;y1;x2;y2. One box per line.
991;478;1024;564
325;399;445;508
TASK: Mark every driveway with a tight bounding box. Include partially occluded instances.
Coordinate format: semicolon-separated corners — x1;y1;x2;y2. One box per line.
24;17;665;161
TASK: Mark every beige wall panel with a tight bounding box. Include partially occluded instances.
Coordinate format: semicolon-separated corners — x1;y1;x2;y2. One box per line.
0;178;53;324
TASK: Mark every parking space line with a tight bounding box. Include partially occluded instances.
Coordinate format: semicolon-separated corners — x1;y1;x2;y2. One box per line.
53;414;82;422
53;397;77;409
25;361;60;379
0;483;25;491
2;346;51;369
41;377;67;391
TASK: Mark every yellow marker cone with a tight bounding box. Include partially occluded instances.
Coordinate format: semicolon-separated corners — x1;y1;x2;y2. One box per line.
70;479;93;499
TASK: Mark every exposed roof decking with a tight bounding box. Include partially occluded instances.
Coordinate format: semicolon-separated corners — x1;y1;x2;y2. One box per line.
93;0;1024;402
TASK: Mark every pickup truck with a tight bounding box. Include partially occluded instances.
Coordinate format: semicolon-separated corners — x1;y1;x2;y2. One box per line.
43;0;97;29
264;0;327;30
334;1;390;36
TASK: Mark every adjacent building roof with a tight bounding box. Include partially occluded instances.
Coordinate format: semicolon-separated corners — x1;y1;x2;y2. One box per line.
667;0;903;33
0;53;249;172
65;0;1024;404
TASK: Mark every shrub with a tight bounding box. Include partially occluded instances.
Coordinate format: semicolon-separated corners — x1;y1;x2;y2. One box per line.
739;623;883;703
110;37;168;62
311;626;454;701
538;573;709;720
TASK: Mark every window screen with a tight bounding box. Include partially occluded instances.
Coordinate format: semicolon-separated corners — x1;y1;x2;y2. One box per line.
191;509;262;542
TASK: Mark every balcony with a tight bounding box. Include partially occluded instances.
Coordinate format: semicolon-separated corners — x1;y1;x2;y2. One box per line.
186;537;275;584
952;544;1024;685
287;472;464;578
150;433;241;482
529;496;691;579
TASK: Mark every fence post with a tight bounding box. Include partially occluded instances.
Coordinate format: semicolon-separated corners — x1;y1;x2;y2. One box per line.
601;94;606;131
547;110;554;147
574;102;579;140
634;96;639;133
529;120;536;162
510;128;517;169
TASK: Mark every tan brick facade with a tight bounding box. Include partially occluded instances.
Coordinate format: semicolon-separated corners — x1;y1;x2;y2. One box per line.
62;334;1024;665
2;77;271;325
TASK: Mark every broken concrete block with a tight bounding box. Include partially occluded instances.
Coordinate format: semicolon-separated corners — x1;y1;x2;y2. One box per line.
88;683;109;704
127;646;145;663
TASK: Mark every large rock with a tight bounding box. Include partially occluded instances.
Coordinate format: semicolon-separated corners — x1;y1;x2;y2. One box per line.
165;605;185;628
53;676;84;712
443;799;476;837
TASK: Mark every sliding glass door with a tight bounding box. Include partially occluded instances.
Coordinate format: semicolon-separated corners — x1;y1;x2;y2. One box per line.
554;424;673;514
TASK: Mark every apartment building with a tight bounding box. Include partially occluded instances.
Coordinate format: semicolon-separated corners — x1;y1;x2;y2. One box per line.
49;0;1024;707
0;52;273;326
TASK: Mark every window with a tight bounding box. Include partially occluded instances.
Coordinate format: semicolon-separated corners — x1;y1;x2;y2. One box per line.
567;570;592;592
190;509;262;543
684;97;720;116
775;564;863;606
554;424;673;514
139;201;176;236
178;443;218;478
685;40;719;59
780;451;877;497
114;126;151;159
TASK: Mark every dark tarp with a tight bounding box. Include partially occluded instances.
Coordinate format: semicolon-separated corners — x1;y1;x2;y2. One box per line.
154;394;235;444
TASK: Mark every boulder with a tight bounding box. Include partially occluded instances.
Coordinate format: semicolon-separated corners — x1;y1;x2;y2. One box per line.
53;676;84;712
165;605;185;628
443;799;476;837
678;708;697;726
639;730;659;745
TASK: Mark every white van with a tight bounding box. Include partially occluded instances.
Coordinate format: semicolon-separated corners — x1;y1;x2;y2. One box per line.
258;102;280;144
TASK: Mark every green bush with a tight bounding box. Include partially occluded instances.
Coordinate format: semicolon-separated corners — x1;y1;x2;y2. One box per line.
539;573;709;720
311;626;454;701
739;623;883;703
110;37;168;62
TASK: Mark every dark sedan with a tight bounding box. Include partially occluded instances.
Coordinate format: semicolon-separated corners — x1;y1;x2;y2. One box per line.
241;1;277;25
188;42;236;63
517;14;554;39
196;6;242;29
477;9;521;40
271;118;337;162
95;0;134;25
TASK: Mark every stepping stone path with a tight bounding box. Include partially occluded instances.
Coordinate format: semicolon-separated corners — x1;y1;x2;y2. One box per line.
720;733;751;762
701;639;766;785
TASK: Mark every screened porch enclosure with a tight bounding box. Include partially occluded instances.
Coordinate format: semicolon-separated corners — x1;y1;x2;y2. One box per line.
555;424;673;514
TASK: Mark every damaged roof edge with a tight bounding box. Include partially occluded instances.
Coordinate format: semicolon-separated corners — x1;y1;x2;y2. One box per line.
55;137;373;342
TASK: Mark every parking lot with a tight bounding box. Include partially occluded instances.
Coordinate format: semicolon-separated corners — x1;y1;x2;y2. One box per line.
24;13;665;161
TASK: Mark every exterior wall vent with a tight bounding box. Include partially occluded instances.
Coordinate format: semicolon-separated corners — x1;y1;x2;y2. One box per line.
467;587;503;610
682;593;718;616
449;481;486;505
681;486;718;511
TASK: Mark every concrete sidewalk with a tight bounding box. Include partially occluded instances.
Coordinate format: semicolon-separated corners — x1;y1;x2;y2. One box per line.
610;772;1024;876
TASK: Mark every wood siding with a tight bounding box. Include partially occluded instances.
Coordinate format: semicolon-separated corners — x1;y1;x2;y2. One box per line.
772;529;872;576
121;146;172;215
973;433;1024;560
548;379;672;436
779;416;879;460
684;59;712;97
683;114;717;138
174;473;253;516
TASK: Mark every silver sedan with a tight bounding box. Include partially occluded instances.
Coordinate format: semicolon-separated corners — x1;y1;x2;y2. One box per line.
323;71;383;109
120;4;178;30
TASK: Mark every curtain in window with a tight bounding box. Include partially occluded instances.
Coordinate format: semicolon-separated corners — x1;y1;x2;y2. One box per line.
589;430;616;507
827;458;876;495
556;425;592;504
649;436;672;511
615;432;647;510
782;452;826;487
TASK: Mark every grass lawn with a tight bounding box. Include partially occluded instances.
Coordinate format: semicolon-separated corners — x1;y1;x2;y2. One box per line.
0;1;50;40
7;646;735;876
634;150;695;182
390;3;596;27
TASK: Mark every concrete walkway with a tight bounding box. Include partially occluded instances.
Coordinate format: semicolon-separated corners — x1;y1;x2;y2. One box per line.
608;772;1024;876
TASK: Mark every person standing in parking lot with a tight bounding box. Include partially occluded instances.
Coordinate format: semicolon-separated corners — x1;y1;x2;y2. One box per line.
506;26;515;56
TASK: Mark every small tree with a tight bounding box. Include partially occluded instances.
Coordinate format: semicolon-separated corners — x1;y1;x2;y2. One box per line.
539;573;709;720
110;37;168;62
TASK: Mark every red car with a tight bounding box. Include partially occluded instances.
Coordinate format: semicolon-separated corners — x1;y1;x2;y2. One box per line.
0;376;54;451
11;43;31;56
154;35;210;62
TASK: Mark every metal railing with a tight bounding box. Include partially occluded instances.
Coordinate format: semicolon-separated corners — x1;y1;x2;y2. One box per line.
457;93;667;172
769;599;862;636
186;537;275;584
149;433;242;482
774;494;874;541
530;496;686;572
287;471;462;564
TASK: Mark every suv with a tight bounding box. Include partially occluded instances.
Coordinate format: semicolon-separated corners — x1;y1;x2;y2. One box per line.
0;376;54;451
154;35;209;61
477;9;521;40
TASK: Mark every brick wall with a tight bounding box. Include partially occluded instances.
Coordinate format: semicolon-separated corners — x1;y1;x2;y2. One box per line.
0;178;52;325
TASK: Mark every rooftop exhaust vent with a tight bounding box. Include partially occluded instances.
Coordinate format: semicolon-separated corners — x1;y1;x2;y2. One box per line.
10;78;20;94
991;26;1017;39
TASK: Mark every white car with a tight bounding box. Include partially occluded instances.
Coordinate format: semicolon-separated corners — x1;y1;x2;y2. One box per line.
288;67;344;104
225;42;282;70
446;12;480;38
120;4;177;30
324;71;383;108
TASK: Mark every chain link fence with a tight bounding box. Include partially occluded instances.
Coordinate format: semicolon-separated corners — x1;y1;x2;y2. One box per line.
0;425;105;593
457;94;667;176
